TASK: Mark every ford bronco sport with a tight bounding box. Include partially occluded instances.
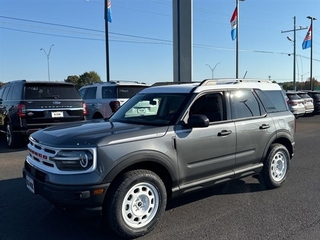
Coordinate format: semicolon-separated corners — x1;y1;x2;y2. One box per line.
79;81;149;119
23;79;295;239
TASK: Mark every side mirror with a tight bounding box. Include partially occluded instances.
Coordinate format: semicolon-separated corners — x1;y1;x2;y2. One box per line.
188;114;209;128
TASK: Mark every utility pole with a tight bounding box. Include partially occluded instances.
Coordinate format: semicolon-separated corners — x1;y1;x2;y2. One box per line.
281;16;307;91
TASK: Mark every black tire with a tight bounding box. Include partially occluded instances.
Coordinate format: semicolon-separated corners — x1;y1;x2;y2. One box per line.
104;169;167;239
6;122;20;148
259;143;290;189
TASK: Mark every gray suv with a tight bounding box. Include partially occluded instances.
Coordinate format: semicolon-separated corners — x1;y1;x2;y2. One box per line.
23;79;295;239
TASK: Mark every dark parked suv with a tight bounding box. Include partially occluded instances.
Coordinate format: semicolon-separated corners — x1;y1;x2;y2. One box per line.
0;80;87;148
23;79;295;239
307;91;320;114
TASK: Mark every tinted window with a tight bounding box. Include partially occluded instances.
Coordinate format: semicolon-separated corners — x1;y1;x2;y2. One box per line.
190;93;224;122
11;85;23;100
287;94;301;100
231;90;262;119
2;86;11;100
25;84;80;99
0;87;5;99
255;90;288;112
298;93;311;98
82;87;97;99
117;86;148;98
102;86;116;99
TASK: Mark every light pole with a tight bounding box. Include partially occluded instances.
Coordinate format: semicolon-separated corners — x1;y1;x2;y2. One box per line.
307;16;316;90
281;17;307;91
235;0;245;79
40;44;54;81
206;62;220;79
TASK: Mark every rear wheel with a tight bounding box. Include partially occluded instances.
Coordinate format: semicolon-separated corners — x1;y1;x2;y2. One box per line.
104;169;167;239
6;122;20;148
259;143;290;189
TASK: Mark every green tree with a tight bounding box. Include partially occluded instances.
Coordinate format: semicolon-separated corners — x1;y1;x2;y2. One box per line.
64;71;102;89
65;75;80;87
78;71;102;88
0;81;4;87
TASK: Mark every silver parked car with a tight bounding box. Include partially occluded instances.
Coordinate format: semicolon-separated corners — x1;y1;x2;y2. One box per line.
297;91;314;115
286;92;305;118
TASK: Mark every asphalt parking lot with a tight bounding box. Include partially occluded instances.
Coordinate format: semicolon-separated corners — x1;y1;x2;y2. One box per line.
1;115;320;240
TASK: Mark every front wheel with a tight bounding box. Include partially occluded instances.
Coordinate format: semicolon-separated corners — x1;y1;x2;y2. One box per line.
259;143;290;189
104;169;167;239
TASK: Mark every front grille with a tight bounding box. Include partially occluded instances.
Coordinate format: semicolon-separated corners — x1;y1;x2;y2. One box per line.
27;137;97;175
25;161;46;182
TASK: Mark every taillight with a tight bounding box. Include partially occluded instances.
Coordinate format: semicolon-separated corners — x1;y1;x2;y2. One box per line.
18;103;26;117
109;101;120;113
82;102;87;115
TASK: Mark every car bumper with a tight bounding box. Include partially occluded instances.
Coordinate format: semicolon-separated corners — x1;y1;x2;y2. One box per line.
22;160;109;210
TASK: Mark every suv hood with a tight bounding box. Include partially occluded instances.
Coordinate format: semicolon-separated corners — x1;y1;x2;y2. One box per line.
30;120;168;147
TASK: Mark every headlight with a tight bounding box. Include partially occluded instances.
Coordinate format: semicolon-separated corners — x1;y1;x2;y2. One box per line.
51;150;93;171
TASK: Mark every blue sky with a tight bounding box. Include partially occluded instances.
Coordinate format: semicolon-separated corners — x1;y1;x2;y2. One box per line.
0;0;319;85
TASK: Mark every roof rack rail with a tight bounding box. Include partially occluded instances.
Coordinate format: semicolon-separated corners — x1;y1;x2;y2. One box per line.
200;78;272;86
152;81;200;86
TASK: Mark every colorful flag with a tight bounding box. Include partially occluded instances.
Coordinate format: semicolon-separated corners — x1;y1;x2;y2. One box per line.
230;7;237;41
105;0;112;23
302;25;312;50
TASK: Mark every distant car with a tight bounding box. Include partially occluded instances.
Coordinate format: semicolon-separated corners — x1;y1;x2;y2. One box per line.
79;81;150;119
307;91;320;114
286;92;305;118
0;80;87;148
296;91;314;115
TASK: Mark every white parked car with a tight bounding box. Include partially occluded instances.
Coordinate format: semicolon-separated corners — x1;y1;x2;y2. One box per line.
297;91;314;115
286;92;305;118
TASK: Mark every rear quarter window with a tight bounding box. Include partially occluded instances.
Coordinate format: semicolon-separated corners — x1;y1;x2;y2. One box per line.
255;90;288;112
25;84;81;99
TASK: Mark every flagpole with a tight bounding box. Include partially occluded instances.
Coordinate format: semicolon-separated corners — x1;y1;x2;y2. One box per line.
307;16;316;90
105;0;110;82
236;0;239;79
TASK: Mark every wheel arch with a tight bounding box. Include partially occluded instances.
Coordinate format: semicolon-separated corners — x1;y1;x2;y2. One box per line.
262;131;294;162
103;152;178;200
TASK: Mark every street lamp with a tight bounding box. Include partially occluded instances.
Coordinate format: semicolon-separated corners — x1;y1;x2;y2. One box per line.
235;0;245;79
307;16;316;90
281;16;307;91
40;44;54;81
206;62;220;79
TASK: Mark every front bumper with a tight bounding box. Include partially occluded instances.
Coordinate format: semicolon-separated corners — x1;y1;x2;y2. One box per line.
22;160;109;210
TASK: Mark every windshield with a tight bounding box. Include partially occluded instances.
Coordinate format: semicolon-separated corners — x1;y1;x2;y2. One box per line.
110;92;188;125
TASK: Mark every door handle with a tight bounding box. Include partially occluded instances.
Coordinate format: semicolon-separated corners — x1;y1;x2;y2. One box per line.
218;130;232;136
259;124;270;129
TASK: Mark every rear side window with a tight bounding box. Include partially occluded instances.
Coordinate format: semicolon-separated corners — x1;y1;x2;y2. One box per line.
230;89;263;119
117;86;148;98
81;87;97;99
0;87;4;99
255;90;288;112
25;84;80;99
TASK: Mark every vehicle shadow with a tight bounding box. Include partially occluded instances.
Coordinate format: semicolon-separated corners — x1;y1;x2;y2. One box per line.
167;178;266;210
0;135;28;153
0;177;267;240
